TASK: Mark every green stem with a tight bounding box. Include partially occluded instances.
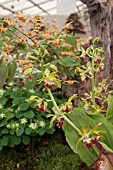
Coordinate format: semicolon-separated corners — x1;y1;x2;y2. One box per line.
41;58;44;77
47;88;82;135
91;51;95;105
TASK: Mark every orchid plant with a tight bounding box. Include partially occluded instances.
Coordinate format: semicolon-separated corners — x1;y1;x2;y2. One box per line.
28;37;113;169
27;55;113;169
77;37;113;113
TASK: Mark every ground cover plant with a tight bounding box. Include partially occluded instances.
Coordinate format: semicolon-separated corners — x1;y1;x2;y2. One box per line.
0;88;55;152
0;14;113;170
0;142;85;170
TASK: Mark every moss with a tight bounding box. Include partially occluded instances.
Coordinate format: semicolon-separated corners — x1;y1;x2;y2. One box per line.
0;143;86;170
36;143;83;170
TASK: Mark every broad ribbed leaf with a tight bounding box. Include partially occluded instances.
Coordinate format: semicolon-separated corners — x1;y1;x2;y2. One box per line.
100;142;113;153
0;59;8;88
62;108;113;166
7;61;17;82
106;96;113;124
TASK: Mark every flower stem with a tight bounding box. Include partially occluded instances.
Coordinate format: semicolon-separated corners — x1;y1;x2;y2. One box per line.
91;50;95;105
47;88;82;135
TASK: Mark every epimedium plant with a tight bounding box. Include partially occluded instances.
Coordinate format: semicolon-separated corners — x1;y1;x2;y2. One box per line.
0;88;55;152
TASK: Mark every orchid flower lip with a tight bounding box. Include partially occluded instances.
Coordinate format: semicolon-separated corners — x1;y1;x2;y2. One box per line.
83;138;92;143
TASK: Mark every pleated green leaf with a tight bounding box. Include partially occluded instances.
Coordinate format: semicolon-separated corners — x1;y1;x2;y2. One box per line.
62;108;113;166
106;96;113;124
7;61;17;82
0;59;8;88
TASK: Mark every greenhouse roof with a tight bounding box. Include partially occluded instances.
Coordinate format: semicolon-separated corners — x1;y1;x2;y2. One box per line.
0;0;86;17
0;0;58;16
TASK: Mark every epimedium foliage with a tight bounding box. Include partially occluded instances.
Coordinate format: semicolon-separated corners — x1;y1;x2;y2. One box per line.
0;88;55;151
